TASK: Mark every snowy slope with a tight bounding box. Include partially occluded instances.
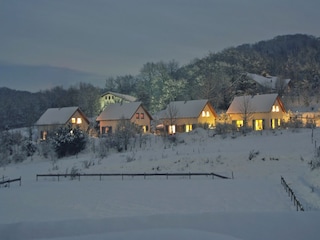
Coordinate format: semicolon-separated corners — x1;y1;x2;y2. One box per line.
1;128;320;239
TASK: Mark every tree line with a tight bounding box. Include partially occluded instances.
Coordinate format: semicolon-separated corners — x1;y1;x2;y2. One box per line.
1;33;320;130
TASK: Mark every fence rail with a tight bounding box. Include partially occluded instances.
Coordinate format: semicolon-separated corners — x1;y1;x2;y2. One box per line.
0;177;22;188
281;176;304;211
36;172;232;181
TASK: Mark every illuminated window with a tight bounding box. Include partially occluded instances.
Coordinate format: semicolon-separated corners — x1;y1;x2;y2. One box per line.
272;119;281;129
235;120;243;128
271;119;275;129
142;125;147;133
41;131;48;140
202;111;210;117
185;124;193;132
71;118;76;123
255;120;263;131
272;105;279;112
76;118;82;124
169;125;176;134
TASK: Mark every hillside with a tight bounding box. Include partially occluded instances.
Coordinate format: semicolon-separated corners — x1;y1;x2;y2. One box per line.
1;128;320;239
180;34;320;109
1;34;320;129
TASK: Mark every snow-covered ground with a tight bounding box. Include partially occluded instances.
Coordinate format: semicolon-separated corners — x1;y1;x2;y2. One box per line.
1;128;320;239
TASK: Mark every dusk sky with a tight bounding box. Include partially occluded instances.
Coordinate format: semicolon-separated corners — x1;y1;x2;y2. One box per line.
1;0;320;91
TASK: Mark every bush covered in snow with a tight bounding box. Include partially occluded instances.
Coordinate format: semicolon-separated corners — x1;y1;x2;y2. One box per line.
215;123;236;135
0;129;36;165
50;124;87;158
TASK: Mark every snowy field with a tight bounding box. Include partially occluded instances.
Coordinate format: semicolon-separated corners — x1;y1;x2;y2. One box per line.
1;128;320;239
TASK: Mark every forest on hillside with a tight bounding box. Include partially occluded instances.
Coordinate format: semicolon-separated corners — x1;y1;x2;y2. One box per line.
1;34;320;130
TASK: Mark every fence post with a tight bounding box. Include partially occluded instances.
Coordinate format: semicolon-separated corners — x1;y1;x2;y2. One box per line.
281;176;305;211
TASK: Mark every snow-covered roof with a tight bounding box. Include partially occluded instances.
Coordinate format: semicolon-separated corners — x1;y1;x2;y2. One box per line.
35;107;82;125
159;100;216;119
247;73;290;89
227;94;281;114
101;91;137;102
96;102;149;121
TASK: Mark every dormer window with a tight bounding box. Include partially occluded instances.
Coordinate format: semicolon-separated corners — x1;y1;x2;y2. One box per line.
71;117;82;124
272;105;279;112
202;111;210;117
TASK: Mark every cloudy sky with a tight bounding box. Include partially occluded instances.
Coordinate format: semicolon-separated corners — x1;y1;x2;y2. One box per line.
1;0;320;91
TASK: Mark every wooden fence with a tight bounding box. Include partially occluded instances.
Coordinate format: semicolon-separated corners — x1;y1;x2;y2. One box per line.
281;176;304;211
36;172;232;181
0;176;22;188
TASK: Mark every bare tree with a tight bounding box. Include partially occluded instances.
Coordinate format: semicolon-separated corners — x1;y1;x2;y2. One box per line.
239;96;255;131
115;117;141;151
275;77;289;97
166;103;179;134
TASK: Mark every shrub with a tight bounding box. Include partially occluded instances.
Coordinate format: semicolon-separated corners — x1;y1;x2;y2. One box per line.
283;118;303;129
215;123;235;135
12;153;25;163
248;149;259;160
310;147;320;170
0;129;35;165
51;125;87;158
310;157;320;170
22;141;37;157
82;160;94;169
114;118;141;151
69;166;80;180
196;122;210;130
126;151;136;162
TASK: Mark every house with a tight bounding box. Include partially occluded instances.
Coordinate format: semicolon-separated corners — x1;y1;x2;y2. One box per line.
157;99;217;134
96;102;152;134
286;101;320;128
100;91;137;111
226;94;288;130
34;107;90;140
246;73;291;92
296;111;320;127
